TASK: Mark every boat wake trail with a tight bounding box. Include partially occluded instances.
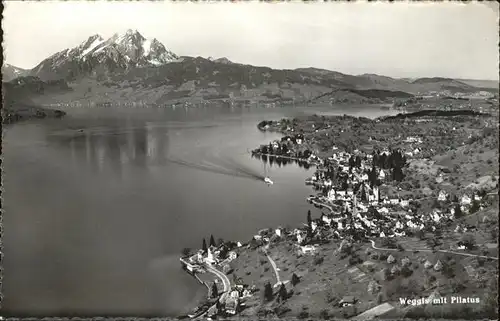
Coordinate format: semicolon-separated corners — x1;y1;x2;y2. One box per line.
215;157;266;181
166;156;262;181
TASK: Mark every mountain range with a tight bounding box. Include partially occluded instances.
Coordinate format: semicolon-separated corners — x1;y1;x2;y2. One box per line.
2;29;498;109
2;63;29;82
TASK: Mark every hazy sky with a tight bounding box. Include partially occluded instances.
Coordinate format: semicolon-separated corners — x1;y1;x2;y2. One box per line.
3;1;499;80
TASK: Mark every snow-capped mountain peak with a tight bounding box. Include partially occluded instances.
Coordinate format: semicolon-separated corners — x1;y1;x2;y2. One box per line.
111;29;145;45
29;30;179;80
79;34;105;58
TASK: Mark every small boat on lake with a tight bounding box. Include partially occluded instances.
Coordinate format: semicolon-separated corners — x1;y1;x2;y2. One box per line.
264;177;274;185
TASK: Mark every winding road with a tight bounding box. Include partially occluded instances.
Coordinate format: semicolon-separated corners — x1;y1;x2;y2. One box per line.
193;263;231;320
205;263;231;292
265;251;281;285
369;239;499;260
310;198;334;213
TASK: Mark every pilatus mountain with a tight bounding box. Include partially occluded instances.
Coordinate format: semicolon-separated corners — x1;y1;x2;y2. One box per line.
3;29;498;109
28;29;179;81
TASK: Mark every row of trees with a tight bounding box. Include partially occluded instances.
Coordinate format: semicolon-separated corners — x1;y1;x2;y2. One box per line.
253;153;311;169
256;143;312;160
372;149;407;170
201;235;218;252
263;273;300;303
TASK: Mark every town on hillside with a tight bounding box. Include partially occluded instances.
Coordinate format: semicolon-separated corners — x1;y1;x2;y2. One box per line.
179;110;499;320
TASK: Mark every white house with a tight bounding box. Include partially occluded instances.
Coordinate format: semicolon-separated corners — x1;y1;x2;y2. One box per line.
322;215;332;225
228;251;238;261
380;231;386;238
461;195;472;206
407;221;417;229
311;221;318;232
379;170;386;180
438;190;448;202
328;189;336;201
225;297;239;315
275;228;282;237
339;296;356;307
390;198;399;205
400;200;410;208
205;248;216;264
379;207;389;214
301;245;316;255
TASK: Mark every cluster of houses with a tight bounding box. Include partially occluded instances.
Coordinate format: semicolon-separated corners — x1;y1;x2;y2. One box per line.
181;129;496;318
206;284;254;317
254;142;492;255
183;244;240;273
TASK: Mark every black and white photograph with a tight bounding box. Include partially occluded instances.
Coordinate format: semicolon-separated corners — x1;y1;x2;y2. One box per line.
1;1;499;320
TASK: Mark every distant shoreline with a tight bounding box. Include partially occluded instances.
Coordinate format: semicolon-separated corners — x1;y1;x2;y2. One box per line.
2;102;66;125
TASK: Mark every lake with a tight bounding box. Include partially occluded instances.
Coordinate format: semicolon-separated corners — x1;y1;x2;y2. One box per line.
1;103;397;317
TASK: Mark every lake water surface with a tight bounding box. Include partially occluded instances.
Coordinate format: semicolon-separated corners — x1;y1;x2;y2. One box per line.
2;104;397;316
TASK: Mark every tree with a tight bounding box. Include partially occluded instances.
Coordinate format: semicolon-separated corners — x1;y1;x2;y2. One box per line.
307;210;312;235
461;233;476;249
320;309;330;320
278;283;288;302
209;235;216;247
454;204;463;219
211;282;219;298
361;185;367;202
469;200;480;214
264;281;274;302
202;238;207;253
219;246;229;260
181;247;192;257
291;273;300;286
